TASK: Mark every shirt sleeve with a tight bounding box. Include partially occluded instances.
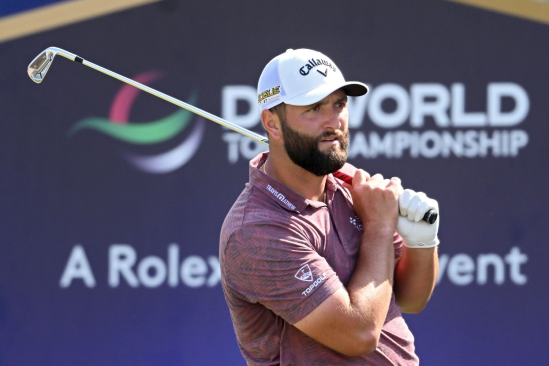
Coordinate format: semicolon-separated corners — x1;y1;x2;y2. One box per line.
222;221;343;325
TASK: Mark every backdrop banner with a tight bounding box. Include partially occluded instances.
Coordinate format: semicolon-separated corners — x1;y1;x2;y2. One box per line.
1;1;547;365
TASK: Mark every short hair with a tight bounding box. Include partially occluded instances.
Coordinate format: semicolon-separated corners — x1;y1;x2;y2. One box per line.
269;103;286;124
264;103;286;139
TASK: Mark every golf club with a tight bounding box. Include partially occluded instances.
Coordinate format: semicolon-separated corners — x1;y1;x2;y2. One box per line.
27;46;438;224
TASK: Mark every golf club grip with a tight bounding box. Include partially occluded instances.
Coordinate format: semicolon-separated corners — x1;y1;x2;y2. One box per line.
333;170;438;224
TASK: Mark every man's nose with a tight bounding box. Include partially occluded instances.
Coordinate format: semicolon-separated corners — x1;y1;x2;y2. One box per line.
324;107;343;130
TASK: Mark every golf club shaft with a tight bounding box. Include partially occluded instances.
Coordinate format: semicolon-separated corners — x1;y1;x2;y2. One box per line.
39;47;437;224
54;48;268;146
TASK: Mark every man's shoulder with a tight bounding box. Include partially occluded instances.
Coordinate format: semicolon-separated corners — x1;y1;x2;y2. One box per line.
220;183;297;242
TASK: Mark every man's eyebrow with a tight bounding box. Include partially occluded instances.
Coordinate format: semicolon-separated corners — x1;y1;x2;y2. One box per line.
336;95;348;103
303;95;348;110
303;101;322;109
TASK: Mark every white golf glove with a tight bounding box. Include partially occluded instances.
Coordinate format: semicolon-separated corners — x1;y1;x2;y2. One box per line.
396;189;440;248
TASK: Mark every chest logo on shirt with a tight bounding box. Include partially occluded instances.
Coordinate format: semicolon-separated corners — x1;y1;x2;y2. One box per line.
295;264;313;282
350;216;364;231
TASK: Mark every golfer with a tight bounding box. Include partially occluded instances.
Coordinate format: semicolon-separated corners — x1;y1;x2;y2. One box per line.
220;48;439;365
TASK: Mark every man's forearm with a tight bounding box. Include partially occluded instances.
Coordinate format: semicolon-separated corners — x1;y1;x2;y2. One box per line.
346;224;395;344
293;224;398;356
293;172;404;356
393;246;439;313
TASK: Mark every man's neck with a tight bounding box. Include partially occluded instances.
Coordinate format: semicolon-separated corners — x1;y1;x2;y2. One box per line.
263;150;327;202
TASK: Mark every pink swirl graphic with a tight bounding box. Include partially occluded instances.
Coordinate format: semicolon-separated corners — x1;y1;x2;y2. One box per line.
109;71;164;123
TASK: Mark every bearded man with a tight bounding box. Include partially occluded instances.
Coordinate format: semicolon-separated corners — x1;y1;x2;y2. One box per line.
220;49;440;365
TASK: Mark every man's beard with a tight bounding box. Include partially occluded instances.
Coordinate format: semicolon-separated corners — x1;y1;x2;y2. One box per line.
280;117;349;176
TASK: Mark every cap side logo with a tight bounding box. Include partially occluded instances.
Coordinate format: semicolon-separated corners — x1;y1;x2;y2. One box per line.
295;264;313;282
258;85;281;105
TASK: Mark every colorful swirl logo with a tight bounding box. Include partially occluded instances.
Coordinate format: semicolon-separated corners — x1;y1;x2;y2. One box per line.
68;71;205;174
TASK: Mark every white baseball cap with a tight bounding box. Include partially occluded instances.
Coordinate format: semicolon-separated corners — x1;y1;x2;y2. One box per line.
257;48;368;111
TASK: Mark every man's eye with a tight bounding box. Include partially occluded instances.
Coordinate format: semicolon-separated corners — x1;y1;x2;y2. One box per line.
309;105;320;112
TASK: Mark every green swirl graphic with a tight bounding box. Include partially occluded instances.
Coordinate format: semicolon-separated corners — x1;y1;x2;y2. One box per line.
68;94;197;145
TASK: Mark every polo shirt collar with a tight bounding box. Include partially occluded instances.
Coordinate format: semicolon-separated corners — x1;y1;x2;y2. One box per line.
249;152;345;213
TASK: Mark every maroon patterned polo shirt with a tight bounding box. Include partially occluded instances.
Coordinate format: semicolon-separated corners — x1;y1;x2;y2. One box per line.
220;152;418;365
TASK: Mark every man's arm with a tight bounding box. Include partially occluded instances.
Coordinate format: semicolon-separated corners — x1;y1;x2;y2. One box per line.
293;171;401;356
393;246;438;313
393;189;440;313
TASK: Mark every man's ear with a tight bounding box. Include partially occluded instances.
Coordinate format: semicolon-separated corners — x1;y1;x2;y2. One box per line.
261;109;283;140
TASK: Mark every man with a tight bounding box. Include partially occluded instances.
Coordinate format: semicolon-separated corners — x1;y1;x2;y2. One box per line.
220;48;440;365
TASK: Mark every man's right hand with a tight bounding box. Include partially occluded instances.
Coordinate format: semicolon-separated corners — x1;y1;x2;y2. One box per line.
343;169;402;232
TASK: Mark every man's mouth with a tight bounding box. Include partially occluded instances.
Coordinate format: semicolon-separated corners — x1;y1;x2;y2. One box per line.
321;135;339;142
320;135;340;145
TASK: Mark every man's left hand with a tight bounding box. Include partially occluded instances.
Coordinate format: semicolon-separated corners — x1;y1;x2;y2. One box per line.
397;189;440;248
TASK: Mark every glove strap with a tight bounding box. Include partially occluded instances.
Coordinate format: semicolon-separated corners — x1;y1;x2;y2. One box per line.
403;237;440;249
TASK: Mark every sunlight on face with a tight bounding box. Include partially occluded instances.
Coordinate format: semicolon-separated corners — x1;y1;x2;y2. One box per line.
279;90;349;176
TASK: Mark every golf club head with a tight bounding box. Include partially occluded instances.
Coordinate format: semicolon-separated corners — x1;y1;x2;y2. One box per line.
27;48;57;83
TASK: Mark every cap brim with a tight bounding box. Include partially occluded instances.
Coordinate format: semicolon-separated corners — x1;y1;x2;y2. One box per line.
284;81;368;106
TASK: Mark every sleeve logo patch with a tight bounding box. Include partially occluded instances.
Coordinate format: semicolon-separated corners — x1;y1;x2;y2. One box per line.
302;273;327;296
295;264;313;282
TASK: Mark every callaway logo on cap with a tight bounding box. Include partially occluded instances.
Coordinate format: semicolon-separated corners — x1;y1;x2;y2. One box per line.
257;48;368;111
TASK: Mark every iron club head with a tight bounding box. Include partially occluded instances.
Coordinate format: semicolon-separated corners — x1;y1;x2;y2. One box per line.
27;48;57;83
